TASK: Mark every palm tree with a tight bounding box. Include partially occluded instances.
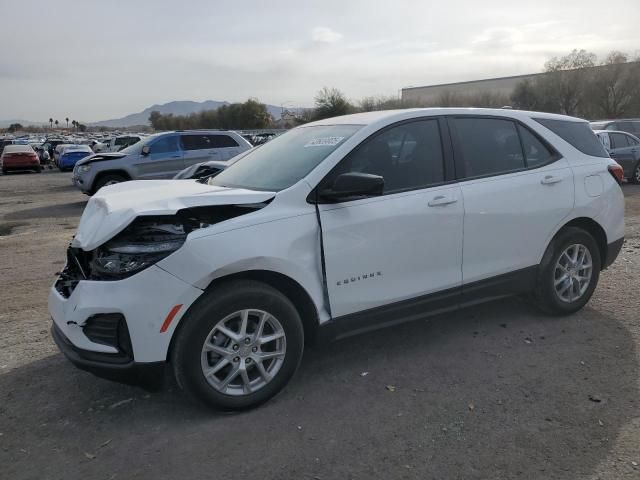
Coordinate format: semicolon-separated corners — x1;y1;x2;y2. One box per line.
72;120;76;130
65;117;69;128
49;118;53;129
54;120;59;129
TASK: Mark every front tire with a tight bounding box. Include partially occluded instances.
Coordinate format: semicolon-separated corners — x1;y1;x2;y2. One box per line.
535;227;601;315
93;173;127;193
171;281;304;411
630;162;640;184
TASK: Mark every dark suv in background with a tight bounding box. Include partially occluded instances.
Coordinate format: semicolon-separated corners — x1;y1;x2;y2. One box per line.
590;119;640;136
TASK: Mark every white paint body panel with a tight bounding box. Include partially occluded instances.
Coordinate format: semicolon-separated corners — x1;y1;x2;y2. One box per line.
320;184;463;317
460;159;574;283
48;266;203;362
48;108;626;364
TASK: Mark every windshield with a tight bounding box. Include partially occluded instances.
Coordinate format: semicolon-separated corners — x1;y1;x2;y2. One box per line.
209;124;362;191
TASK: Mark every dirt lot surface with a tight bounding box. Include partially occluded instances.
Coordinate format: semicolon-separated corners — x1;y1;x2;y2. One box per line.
0;171;639;480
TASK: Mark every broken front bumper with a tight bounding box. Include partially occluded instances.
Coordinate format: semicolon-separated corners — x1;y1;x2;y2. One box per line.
51;322;166;388
49;264;203;384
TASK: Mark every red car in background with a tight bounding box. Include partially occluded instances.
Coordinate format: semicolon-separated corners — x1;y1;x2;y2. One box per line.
1;145;41;174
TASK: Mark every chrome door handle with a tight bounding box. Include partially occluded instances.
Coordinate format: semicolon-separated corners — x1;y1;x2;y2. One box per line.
428;195;457;207
541;175;563;185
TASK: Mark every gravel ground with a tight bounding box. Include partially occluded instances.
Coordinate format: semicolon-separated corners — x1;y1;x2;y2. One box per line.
0;171;639;480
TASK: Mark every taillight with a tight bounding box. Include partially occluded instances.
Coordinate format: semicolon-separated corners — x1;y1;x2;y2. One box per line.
608;164;624;185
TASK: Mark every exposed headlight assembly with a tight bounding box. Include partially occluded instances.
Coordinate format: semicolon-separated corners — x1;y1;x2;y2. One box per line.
84;203;271;280
90;220;189;279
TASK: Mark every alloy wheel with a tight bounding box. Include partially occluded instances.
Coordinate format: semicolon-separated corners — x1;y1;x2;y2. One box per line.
200;309;287;396
553;243;593;303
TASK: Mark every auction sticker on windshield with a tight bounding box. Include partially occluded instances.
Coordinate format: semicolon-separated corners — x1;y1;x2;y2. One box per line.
304;136;344;147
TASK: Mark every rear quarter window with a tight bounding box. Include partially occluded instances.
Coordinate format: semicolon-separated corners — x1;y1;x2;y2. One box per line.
534;118;609;158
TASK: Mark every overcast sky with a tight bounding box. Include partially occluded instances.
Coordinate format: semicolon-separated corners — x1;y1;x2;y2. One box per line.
2;0;638;122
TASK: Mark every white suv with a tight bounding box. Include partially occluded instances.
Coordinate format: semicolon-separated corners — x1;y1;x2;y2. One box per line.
49;108;625;410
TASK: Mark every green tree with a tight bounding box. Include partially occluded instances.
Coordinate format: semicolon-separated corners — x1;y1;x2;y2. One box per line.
54;119;59;129
65;117;69;128
539;49;597;115
313;87;353;120
586;51;640;118
49;118;53;129
7;123;23;133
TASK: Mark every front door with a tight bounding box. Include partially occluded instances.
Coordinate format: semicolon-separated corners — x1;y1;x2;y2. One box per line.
131;134;184;179
319;118;464;319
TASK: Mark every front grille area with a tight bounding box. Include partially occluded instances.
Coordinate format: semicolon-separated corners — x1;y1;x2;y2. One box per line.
83;313;133;362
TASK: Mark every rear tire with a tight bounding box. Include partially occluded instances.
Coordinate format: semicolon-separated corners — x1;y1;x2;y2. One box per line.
171;280;304;411
535;227;601;315
93;173;127;193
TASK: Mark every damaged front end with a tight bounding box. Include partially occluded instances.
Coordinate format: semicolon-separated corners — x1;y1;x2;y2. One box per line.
55;204;268;297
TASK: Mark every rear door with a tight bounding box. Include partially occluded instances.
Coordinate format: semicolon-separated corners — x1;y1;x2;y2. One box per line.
207;134;243;161
609;132;636;176
181;134;221;167
319;118;464;319
449;116;574;289
131;134;183;179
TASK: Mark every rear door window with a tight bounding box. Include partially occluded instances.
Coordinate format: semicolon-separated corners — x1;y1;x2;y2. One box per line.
452;117;525;178
534;118;609;158
610;133;630;149
181;135;212;151
207;135;239;148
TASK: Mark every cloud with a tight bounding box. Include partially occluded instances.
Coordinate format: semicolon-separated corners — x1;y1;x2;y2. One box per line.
311;27;343;43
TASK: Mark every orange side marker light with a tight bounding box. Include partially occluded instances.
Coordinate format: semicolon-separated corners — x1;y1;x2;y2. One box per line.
160;304;183;333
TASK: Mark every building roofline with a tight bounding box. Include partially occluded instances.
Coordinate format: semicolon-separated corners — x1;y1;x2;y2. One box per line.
402;60;640;92
401;72;546;91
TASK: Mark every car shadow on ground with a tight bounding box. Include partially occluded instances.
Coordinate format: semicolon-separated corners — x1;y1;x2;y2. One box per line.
3;201;86;221
1;297;637;479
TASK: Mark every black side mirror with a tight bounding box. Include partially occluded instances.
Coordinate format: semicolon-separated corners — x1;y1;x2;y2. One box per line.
320;172;384;201
141;145;150;156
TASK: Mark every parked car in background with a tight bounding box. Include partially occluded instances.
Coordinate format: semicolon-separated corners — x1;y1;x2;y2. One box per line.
102;135;143;152
33;145;51;165
1;144;41;173
590;119;640;136
72;130;252;194
88;139;107;152
173;147;256;180
0;138;14;155
51;108;624;410
594;130;640;183
44;138;66;158
53;144;74;166
57;145;94;172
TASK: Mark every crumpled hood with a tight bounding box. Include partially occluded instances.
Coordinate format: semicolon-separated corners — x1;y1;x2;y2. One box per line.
76;152;127;166
72;180;275;251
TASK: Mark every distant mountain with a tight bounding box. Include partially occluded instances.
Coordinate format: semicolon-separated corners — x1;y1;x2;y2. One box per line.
90;100;290;128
